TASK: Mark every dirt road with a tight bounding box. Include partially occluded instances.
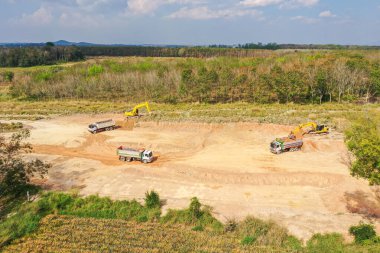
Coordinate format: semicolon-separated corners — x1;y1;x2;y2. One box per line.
20;114;379;240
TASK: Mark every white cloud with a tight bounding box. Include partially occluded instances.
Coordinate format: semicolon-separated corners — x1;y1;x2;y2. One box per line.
17;7;53;25
59;11;105;27
291;15;318;24
75;0;111;11
240;0;318;8
127;0;204;15
319;10;336;18
239;0;282;7
167;6;262;20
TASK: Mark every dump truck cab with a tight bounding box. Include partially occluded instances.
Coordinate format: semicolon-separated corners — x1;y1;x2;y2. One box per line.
142;150;153;163
270;140;283;154
88;123;97;133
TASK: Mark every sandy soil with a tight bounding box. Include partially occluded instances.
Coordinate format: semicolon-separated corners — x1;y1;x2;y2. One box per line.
16;114;380;240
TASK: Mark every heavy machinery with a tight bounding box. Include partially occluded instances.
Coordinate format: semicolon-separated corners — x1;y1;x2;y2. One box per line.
88;119;116;134
270;137;303;154
289;122;329;139
117;146;154;163
271;122;328;155
124;102;151;118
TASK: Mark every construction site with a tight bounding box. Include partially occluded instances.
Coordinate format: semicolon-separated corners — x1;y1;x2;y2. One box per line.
10;103;378;241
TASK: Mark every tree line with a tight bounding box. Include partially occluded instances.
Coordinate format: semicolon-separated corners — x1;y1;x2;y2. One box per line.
8;51;380;103
0;44;84;67
2;43;380;68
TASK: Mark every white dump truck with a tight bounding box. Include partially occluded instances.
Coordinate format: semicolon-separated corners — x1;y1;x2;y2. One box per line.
270;137;303;154
88;119;116;134
117;146;154;163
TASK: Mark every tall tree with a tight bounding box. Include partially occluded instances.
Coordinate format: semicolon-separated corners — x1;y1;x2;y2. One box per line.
0;130;50;195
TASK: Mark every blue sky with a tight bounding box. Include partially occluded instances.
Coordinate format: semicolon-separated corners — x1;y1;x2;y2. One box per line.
1;0;380;45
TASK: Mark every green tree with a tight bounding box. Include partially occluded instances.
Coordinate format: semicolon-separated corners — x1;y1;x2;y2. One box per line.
345;116;380;185
316;70;328;104
45;42;55;47
0;130;50;195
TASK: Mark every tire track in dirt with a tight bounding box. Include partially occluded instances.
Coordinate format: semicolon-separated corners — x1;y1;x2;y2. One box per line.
151;166;346;187
34;133;121;166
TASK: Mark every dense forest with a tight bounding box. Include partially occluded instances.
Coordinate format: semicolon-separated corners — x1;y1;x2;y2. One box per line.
0;45;84;67
2;43;380;67
213;43;380;50
5;50;380;104
79;46;279;58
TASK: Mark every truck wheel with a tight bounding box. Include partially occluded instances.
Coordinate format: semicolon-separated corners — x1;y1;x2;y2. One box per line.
143;160;148;164
93;130;97;134
127;157;132;162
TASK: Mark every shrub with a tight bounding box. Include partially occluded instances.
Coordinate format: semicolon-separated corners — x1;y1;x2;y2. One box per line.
237;216;289;246
87;65;104;76
306;233;344;253
161;197;223;232
241;236;256;245
349;223;377;244
189;197;202;219
137;215;148;223
0;122;23;132
2;71;14;82
191;225;204;231
34;71;53;82
144;190;160;209
224;218;238;232
283;235;303;251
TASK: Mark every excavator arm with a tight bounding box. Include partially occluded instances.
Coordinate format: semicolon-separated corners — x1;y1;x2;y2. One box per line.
289;122;328;139
125;102;151;118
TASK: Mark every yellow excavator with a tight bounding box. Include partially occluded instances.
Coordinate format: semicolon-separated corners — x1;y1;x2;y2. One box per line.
289;122;329;140
124;102;151;118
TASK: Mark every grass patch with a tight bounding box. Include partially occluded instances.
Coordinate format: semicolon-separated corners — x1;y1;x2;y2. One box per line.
0;191;160;247
1;191;380;252
3;215;292;253
0;122;23;132
0;100;378;129
161;197;223;232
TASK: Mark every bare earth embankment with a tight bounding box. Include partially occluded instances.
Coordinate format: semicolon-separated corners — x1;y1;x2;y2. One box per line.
16;114;379;240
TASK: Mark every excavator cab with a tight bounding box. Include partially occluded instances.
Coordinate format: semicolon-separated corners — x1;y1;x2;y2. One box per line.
315;125;329;134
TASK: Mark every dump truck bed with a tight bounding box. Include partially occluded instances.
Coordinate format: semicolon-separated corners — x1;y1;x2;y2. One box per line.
117;147;143;158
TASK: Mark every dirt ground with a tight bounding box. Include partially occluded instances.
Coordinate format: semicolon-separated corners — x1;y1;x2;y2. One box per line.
14;114;380;241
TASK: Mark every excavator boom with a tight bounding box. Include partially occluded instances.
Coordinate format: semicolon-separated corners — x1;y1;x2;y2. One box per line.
125;102;151;118
289;122;329;139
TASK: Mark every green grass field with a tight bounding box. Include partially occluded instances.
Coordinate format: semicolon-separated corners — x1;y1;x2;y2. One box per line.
0;100;378;128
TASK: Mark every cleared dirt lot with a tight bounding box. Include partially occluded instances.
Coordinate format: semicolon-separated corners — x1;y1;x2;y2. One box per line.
19;114;380;240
